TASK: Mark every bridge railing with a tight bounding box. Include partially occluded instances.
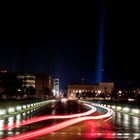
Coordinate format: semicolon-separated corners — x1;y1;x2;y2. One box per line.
85;100;140;116
0;100;55;119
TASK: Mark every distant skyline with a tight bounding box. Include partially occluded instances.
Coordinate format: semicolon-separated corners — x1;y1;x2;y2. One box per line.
0;1;140;89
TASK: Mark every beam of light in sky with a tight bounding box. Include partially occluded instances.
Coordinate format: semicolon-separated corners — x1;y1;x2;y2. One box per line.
1;102;113;140
96;0;105;82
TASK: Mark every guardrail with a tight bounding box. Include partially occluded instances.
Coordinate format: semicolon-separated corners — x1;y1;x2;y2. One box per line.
0;100;55;119
93;102;140;116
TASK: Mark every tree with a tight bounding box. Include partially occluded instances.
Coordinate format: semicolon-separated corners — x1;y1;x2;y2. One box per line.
0;73;23;99
44;87;51;99
28;86;35;95
111;89;118;100
76;92;80;99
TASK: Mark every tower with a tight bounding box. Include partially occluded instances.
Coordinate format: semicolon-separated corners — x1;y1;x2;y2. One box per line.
54;78;59;97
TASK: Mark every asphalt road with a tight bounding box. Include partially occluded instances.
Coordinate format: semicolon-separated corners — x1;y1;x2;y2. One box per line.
0;100;140;140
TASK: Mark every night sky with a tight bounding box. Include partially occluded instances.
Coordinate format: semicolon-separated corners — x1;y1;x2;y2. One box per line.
0;1;140;89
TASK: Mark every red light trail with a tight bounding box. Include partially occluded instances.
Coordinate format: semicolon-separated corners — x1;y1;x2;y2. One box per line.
1;103;96;131
0;101;113;140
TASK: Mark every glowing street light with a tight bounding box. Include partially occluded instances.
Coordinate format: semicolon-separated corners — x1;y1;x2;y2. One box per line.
98;90;101;94
118;90;122;94
18;89;21;92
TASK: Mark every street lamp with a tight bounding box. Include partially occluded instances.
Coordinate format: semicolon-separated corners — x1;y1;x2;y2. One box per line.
118;90;122;94
98;90;101;94
18;89;21;92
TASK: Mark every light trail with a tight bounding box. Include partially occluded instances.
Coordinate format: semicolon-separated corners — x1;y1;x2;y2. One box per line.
1;101;113;140
1;103;96;131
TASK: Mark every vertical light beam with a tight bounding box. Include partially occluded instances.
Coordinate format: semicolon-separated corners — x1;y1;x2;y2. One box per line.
96;0;105;82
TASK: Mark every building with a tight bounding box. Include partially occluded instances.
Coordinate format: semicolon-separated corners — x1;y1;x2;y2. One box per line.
17;73;35;88
68;83;98;99
99;82;114;94
0;71;55;99
17;73;54;98
68;82;114;99
53;78;59;97
49;78;54;93
35;73;50;98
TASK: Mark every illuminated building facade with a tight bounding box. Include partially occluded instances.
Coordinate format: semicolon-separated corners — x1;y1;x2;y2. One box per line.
17;74;35;88
99;82;114;94
53;78;59;97
68;82;114;98
17;73;54;98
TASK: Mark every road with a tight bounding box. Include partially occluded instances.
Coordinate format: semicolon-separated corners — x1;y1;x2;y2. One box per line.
0;100;140;140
